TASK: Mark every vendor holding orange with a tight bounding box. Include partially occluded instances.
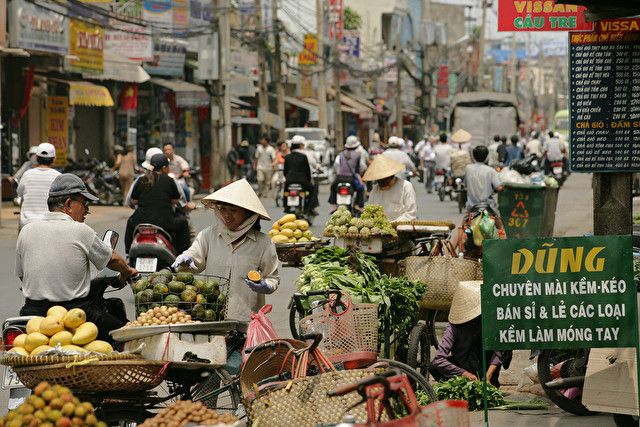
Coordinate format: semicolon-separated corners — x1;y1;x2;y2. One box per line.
172;179;280;320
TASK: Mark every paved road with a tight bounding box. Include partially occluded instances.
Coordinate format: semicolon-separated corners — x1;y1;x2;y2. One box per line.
0;173;620;425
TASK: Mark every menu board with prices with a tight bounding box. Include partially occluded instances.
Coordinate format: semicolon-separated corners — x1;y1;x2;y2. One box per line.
570;19;640;172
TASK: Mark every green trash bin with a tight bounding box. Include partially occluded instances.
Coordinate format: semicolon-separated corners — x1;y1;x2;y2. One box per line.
498;183;559;238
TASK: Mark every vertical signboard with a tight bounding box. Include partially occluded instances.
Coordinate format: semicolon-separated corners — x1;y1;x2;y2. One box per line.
47;96;68;168
482;235;637;350
69;19;104;74
570;18;640;172
497;0;593;32
328;0;343;41
298;33;318;66
173;0;189;28
196;32;218;80
342;30;360;57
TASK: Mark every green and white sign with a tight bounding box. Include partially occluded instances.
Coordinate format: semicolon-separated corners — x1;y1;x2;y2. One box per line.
482;235;637;350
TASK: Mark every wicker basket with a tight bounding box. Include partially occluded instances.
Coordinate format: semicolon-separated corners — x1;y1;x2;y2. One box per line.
274;240;329;266
13;360;168;392
1;352;140;368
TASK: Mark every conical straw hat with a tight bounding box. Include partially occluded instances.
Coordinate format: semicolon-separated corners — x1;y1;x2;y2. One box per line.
202;179;271;220
362;154;406;182
451;129;472;144
448;281;482;325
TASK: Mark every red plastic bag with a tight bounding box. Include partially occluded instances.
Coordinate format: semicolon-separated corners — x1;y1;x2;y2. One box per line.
242;304;279;363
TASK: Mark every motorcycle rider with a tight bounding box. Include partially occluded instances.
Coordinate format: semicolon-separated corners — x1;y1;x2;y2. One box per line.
434;133;453;172
16;173;137;341
464;145;505;237
504;135;524;166
17;142;61;230
525;131;543;159
362;155;417;222
329;135;365;212
163;142;191;200
236;140;253;180
383;137;416;178
283;136;315;216
543;130;567;175
10;146;38;184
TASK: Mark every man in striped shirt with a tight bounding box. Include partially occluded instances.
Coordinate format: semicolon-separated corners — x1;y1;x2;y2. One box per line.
17;142;60;230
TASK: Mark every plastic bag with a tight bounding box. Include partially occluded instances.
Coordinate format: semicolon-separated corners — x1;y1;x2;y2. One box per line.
242;304;279;363
470;210;498;247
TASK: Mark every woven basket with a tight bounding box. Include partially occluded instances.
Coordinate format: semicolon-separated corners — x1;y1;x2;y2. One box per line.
392;220;456;230
2;352;140;368
275;243;320;266
13;360;168;392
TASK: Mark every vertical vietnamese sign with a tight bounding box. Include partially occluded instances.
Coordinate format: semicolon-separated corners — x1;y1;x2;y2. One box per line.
69;19;104;74
47;97;68;168
328;0;343;41
497;0;593;31
298;33;318;66
482;236;637;350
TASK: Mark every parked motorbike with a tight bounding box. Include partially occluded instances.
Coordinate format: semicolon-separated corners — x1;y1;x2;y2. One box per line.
66;150;122;205
128;224;177;273
283;183;312;225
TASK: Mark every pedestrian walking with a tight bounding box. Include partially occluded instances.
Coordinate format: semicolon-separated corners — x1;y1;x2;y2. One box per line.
254;134;276;198
113;143;136;203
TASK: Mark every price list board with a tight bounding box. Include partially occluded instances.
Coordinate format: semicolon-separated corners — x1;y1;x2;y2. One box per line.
570;19;640;172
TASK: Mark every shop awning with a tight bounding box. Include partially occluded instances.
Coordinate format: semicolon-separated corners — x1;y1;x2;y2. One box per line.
326;87;368;115
231;97;254;108
150;78;210;108
340;93;375;119
85;55;150;83
67;81;114;107
231;116;261;125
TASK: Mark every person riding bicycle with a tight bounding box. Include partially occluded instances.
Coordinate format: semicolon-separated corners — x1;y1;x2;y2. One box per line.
16;174;137;341
464;145;505;237
283;136;315;215
328;135;365;212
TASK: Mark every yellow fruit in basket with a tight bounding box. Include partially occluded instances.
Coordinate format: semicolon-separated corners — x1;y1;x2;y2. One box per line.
7;347;29;356
30;345;53;356
272;222;280;231
271;234;289;244
71;322;98;345
288;237;297;243
25;332;49;352
278;214;296;225
303;230;314;239
12;334;27;348
281;221;297;231
62;344;88;353
47;306;68;320
49;331;73;347
293;229;303;239
297;237;310;243
295;219;309;231
268;229;279;237
279;228;294;238
83;340;113;354
39;316;65;337
63;308;86;329
26;317;44;334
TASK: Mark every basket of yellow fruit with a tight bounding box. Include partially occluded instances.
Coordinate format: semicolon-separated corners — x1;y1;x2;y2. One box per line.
269;214;328;266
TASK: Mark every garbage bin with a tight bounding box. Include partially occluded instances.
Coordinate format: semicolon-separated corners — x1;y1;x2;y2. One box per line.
498;183;559;238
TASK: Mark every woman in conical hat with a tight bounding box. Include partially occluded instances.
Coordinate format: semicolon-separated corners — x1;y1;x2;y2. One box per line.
172;179;279;320
362;154;417;222
430;281;510;387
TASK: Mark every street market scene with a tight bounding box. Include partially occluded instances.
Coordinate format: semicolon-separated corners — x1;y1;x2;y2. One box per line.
0;0;639;425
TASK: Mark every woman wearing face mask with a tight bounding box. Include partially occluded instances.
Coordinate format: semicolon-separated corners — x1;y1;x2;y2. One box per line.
362;155;417;222
171;179;279;320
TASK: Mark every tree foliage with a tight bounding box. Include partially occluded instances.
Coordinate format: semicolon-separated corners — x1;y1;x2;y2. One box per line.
344;7;362;31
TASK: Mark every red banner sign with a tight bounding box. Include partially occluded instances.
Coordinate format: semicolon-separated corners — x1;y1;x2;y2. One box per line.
497;0;593;32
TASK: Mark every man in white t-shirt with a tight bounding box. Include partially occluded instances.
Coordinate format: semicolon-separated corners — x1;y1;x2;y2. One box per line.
254;134;276;197
433;133;454;170
163;142;191;200
17;142;61;230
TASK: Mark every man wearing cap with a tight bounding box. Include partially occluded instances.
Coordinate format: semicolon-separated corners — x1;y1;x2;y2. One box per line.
431;281;509;387
16;173;137;338
17;142;61;230
283;137;316;215
172;179;279;321
382;137;416;179
362;155;417;222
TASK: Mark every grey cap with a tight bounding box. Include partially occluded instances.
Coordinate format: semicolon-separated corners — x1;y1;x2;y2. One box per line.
49;173;99;202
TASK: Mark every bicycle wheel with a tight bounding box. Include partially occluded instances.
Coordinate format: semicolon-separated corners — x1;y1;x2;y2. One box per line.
378;358;436;403
191;369;243;413
406;322;430;380
288;297;306;340
537;349;592;416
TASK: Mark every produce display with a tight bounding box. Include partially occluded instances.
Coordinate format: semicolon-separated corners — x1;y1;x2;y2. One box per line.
125;306;198;327
7;307;113;357
131;270;226;320
0;381;106;427
324;205;397;238
137;400;237;427
296;246;425;352
269;214;316;244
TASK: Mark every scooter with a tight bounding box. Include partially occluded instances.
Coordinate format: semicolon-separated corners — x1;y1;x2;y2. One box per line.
128;224;177;273
2;230;131;410
549;160;567;186
336;181;356;214
283;183;312;225
274;165;285;207
435;168;453;202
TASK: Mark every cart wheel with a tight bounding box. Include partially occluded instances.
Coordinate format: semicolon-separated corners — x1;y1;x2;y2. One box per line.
377;358;437;403
537;349;592;416
406;322;431;380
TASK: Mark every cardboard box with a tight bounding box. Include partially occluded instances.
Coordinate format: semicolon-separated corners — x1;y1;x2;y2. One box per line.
124;332;226;366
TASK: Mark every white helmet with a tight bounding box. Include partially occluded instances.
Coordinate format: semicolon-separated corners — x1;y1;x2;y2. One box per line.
345;135;360;149
387;136;400;148
291;135;306;148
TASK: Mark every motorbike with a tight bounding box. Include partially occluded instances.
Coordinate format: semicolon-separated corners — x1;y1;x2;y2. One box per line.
335;180;357;214
274;165;285;207
435;168;453;202
455;177;467;214
66;150;122;205
423;158;436;194
2;230;130;409
283;183;312;225
548;160;567;186
128;223;177;273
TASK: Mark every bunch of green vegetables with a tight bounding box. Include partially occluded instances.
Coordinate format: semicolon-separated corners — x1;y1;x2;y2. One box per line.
296;246;425;353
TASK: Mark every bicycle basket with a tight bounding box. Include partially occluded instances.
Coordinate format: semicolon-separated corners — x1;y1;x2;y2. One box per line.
299;292;378;364
131;273;230;321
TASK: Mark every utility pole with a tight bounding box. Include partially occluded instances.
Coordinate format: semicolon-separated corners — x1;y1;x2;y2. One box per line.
421;0;432;134
272;0;286;141
333;47;343;149
477;0;488;91
316;0;327;131
510;32;517;94
214;0;232;187
395;18;403;138
256;0;269;135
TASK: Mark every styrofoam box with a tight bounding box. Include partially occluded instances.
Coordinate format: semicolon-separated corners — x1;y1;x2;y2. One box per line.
123;332;226;365
335;236;383;253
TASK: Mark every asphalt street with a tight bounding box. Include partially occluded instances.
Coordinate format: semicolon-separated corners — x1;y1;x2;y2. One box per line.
0;172;621;425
